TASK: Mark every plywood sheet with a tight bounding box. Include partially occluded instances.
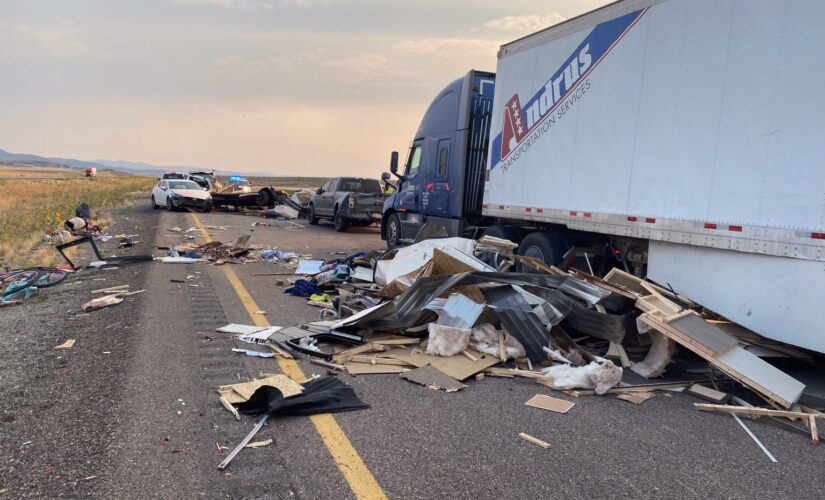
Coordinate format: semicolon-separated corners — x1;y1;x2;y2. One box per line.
525;394;575;414
668;313;738;356
383;348;499;380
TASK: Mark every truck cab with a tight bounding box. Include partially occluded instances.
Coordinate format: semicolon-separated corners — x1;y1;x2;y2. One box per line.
381;70;495;247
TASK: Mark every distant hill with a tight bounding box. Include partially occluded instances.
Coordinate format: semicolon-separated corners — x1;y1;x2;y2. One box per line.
0;148;252;177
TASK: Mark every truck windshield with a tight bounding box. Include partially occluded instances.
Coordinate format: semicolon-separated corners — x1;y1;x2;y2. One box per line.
339;178;381;193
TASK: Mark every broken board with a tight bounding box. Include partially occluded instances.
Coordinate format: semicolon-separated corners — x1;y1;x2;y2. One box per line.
382;347;499;380
616;391;655;405
525;394;575;414
400;365;467;392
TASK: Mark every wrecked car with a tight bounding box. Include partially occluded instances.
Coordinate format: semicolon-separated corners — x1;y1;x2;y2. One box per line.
307;177;387;232
152;179;213;212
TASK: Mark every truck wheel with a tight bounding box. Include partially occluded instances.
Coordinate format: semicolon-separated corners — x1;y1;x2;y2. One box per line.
151;196;159;209
517;232;567;272
307;204;319;225
256;189;274;207
334;211;348;232
385;213;401;248
482;225;524;245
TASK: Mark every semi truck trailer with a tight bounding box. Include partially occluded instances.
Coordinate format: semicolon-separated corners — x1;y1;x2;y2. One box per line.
381;0;825;353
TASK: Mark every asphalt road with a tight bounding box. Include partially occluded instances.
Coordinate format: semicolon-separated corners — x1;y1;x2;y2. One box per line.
2;200;824;499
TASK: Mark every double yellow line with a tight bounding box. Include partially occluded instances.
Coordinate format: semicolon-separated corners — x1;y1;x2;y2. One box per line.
190;212;387;500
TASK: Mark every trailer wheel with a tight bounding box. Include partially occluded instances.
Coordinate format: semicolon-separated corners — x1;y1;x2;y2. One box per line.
517;232;567;271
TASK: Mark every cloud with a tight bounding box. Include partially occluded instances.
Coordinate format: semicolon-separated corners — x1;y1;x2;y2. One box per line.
0;23;108;60
393;38;499;59
482;13;566;31
168;0;321;11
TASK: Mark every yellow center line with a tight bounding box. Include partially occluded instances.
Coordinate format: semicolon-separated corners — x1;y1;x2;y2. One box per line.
190;212;387;500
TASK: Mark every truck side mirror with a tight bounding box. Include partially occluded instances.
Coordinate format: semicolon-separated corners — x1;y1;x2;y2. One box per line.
381;172;391;182
390;151;399;174
316;188;323;195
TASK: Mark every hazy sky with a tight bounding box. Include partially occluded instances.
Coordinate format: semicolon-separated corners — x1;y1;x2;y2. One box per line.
1;0;611;177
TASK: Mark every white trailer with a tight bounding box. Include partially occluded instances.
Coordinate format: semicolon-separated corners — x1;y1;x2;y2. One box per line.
483;0;825;352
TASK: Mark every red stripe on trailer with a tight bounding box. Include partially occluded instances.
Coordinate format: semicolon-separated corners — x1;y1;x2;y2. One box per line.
569;211;577;216
583;212;592;218
812;232;825;240
482;204;488;209
704;223;717;229
525;207;532;212
627;216;637;222
645;218;656;224
728;225;743;232
498;205;505;210
536;208;544;213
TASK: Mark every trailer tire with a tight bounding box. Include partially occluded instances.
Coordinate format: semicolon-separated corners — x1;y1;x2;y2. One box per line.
482;225;524;245
517;232;567;271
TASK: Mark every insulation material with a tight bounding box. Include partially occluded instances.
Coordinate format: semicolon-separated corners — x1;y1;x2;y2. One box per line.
470;324;525;360
540;358;623;395
426;324;471;357
631;330;676;378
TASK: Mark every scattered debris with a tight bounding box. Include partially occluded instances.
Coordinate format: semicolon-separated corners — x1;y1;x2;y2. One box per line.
400;365;467;392
525;394;575;414
54;339;76;349
518;432;551;449
616;391;655;405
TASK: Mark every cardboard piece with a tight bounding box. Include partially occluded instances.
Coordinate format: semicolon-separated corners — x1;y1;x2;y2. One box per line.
400;365;467;392
525;394;575;414
383;347;499;380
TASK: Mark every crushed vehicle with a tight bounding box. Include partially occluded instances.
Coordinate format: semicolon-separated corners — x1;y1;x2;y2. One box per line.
151;178;213;212
307;177;387;232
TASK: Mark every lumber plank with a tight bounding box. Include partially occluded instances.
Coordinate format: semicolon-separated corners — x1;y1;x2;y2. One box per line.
693;403;823;420
518;432;551;449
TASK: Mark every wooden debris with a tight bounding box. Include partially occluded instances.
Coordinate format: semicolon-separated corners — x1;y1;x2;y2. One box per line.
497;330;507;363
400;365;467;392
344;362;408;375
525;394;575;414
462;350;478;362
606;342;631;368
475;373;485;381
332;343;386;364
54;339;76;349
518;432;551;449
616;391;655;405
245;439;273;448
219;395;241;420
693;403;825;421
686;384;730;404
218;375;304;404
348;355;412;366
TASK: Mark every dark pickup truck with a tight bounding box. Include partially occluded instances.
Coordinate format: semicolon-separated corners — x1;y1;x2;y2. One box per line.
307;177;387;232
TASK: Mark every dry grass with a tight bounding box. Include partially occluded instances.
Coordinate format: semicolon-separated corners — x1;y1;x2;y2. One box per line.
0;174;154;269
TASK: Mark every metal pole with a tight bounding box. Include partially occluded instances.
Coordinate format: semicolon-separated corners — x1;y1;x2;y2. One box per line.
217;414;270;471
